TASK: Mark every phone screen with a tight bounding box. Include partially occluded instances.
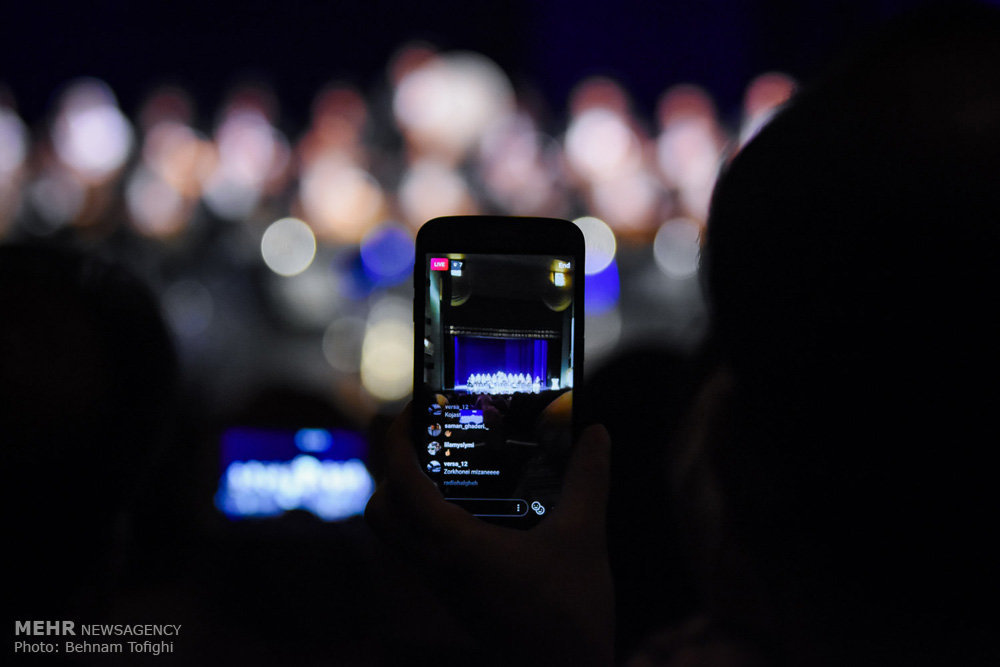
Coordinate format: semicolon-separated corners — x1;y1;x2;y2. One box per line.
415;249;579;525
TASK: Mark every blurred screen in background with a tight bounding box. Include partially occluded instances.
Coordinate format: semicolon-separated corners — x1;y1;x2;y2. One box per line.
216;426;373;521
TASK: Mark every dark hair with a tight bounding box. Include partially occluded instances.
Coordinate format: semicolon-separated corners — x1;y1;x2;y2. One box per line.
702;3;1000;662
2;242;179;613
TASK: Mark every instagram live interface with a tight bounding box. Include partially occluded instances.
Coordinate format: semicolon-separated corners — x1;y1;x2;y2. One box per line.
418;253;576;519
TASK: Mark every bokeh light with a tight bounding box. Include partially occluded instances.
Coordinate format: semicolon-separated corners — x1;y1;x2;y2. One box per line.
573;216;617;275
299;84;369;167
478;113;564;216
125;167;187;239
360;297;413;401
0;43;809;418
0;106;28;176
51;78;134;182
26;168;86;232
299;156;384;243
393;51;515;161
653;217;702;278
398;159;477;227
565;107;641;183
590;170;661;234
586;258;621;315
142;120;214;198
360;223;415;286
203;93;290;220
657;117;724;220
740;71;796;146
261;217;317;277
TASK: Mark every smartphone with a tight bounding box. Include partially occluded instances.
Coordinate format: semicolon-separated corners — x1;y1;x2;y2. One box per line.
412;216;585;528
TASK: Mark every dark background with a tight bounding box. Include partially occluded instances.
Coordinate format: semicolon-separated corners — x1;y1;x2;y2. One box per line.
1;0;947;131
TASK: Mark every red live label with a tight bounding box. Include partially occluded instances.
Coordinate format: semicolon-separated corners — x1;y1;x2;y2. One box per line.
430;258;449;270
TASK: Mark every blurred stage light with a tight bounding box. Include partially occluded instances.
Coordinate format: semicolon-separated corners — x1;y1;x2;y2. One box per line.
573;216;616;275
0;106;28;176
0;104;27;237
125;167;187;239
142;121;214;198
299;156;384;243
565;107;640;183
360;223;414;286
218;453;373;521
740;72;796;146
657;84;718;129
215;105;285;183
138;85;195;130
590;170;660;234
360;297;413;401
261;217;317;277
656;117;724;220
479;112;539;167
478;114;563;215
653;217;702;278
26;168;85;232
312;84;367;132
585;257;620;316
299;84;369;166
393;51;515;161
398;159;476;227
203;104;289;220
569;76;631;117
52;79;133;182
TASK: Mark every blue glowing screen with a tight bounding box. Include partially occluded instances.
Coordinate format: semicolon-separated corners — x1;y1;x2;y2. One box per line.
215;427;374;521
585;258;620;315
360;224;414;286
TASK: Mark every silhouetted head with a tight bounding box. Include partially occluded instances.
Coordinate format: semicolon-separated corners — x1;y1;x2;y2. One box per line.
702;4;1000;663
1;242;178;613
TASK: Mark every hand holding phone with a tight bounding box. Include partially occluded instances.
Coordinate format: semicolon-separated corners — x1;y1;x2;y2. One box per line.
365;217;612;664
365;405;614;667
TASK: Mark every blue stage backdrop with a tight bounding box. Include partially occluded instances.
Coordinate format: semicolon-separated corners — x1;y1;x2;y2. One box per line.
453;336;548;388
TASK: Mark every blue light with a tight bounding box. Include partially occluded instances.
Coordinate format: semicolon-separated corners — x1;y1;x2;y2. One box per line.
360;223;414;286
586;257;620;315
216;427;372;521
295;428;332;453
215;455;374;521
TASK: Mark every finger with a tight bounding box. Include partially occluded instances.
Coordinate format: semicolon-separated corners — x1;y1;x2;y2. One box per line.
365;412;397;484
364;481;403;544
382;403;444;508
377;404;493;546
547;423;611;540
